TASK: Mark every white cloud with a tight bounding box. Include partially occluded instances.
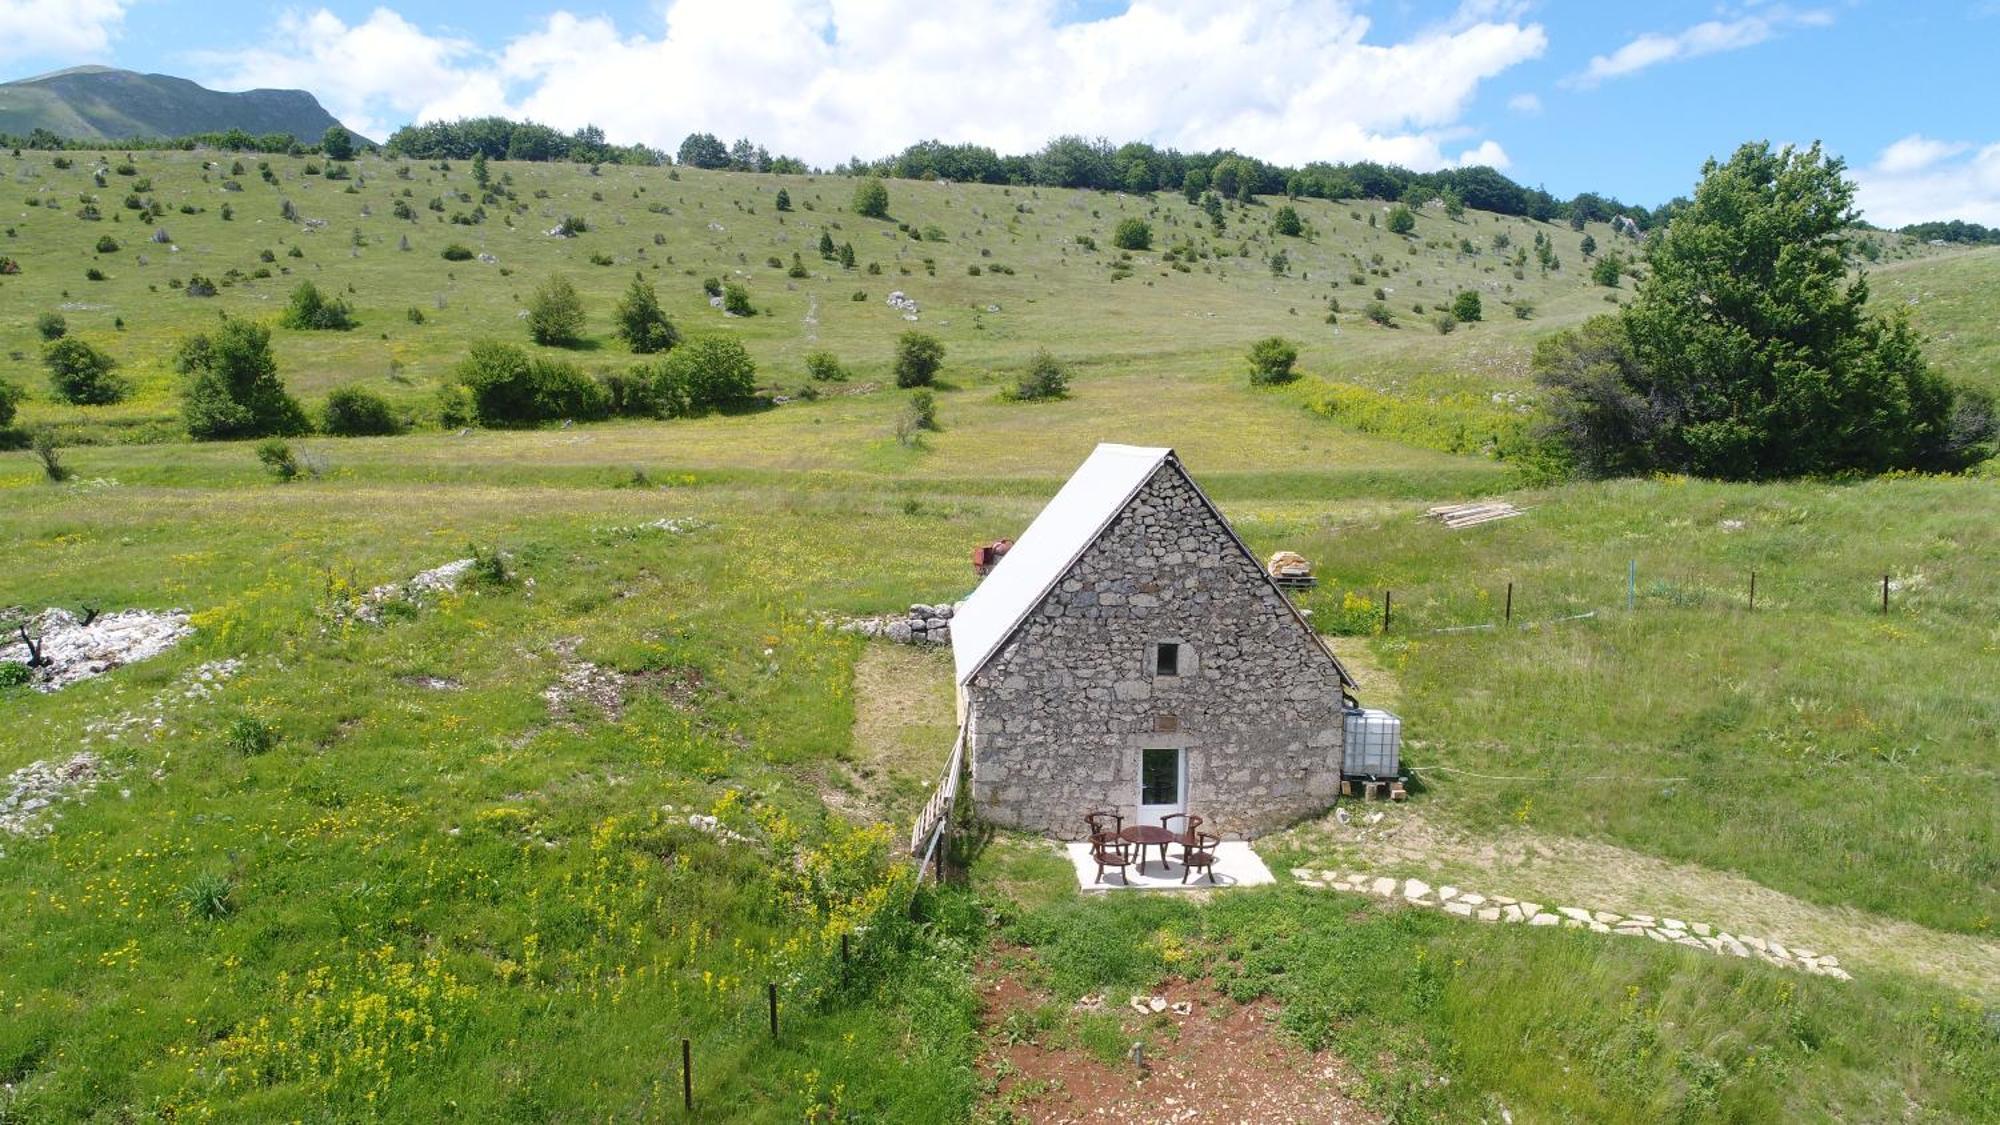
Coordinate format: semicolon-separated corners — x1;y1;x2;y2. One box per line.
1506;92;1541;114
1854;135;2000;228
0;0;129;63
195;0;1545;171
1567;6;1831;88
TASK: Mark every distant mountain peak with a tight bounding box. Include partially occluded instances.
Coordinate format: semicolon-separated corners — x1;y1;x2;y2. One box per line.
0;67;365;144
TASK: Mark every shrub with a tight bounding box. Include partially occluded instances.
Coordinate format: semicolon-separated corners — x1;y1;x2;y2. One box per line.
226;715;278;755
613;273;679;354
1246;336;1299;385
1272;206;1303;237
35;312;66;341
0;661;31;687
257;439;301;481
184;274;217;297
441;243;474;261
1364;301;1396;327
721;282;753;317
1387;205;1416;235
178;319;310;441
1432;311;1457;335
84;267;107;282
0;256;19;275
1111;218;1151;250
1010;349;1071;401
278;281;355;330
894;331;944;388
1591;253;1622;287
179;871;236;921
0;379;18;429
31;429;71;482
852;177;890;218
43;338;128;405
456;340;609;427
321;386;400;436
804;350;847;382
895;389;938;446
645;334;758;417
1452;290;1483;322
701;277;721;298
774;188;791;211
527;274;587;346
94;234;120;254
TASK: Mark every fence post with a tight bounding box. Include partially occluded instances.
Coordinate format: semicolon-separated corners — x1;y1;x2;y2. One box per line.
1381;590;1392;633
681;1038;693;1111
768;982;779;1039
1504;581;1513;624
1627;560;1636;610
1882;574;1890;614
1748;571;1756;612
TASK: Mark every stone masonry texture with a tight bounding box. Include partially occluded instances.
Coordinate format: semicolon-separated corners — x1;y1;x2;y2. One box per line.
965;462;1347;838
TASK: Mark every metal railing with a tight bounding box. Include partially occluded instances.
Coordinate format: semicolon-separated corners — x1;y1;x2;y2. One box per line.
909;727;965;879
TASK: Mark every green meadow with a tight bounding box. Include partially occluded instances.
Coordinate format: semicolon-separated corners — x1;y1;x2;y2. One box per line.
1;151;1996;1121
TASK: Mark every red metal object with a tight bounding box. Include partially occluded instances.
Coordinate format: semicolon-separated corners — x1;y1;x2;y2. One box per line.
972;539;1014;576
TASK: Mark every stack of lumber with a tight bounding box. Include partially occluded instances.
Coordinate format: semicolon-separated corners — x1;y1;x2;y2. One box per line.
1427;500;1525;529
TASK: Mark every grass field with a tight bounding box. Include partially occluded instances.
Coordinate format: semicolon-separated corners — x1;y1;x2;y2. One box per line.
2;152;1996;1121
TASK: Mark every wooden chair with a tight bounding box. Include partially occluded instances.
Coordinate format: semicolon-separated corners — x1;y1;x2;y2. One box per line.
1180;831;1221;884
1090;831;1136;884
1158;812;1203;846
1083;810;1123;839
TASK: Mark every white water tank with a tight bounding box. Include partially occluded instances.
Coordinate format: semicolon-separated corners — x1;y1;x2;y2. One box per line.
1342;707;1402;777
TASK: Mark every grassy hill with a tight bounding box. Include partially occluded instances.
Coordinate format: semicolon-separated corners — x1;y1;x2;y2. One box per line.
1;147;1974;448
0;68;351;145
0;151;1995;1120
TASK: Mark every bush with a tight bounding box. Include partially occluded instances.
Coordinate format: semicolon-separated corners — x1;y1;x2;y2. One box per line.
721;282;753;317
1591;253;1622;287
852;177;890;218
43;338;128;405
456;340;609;427
1272;206;1303;237
1111;218;1151;250
774;188;791;211
645;334;759;417
30;429;71;482
441;243;474;261
895;389;937;446
226;715;278;756
278;281;355;330
804;349;847;382
94;235;120;254
1387;205;1416;235
1364;301;1396;327
0;256;19;275
84;267;107;282
0;661;31;688
321;386;400;436
1010;349;1071;401
0;379;19;429
1432;311;1457;335
35;312;66;341
1246;336;1299;385
528;274;587;346
613;272;679;354
257;439;301;481
178;319;311;441
894;331;945;388
1452;291;1483;322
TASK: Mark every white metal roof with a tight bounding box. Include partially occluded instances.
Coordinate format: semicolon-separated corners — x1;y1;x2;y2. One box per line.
952;443;1172;684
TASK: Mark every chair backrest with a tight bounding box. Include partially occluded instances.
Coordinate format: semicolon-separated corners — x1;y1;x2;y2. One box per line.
1158;812;1188;836
1084;810;1122;836
1193;831;1221;852
1090;831;1130;860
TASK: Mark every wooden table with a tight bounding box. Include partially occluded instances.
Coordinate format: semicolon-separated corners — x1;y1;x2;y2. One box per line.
1119;825;1176;871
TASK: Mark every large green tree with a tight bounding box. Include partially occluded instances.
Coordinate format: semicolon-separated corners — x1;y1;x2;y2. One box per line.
612;273;679;354
528;275;587;347
178;319;309;441
1538;142;1990;479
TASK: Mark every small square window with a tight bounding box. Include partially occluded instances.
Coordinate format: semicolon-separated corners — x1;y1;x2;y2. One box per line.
1154;643;1180;677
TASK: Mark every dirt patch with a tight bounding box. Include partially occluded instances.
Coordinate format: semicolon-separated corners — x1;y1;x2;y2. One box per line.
977;952;1378;1124
1274;805;2000;1000
542;636;626;724
2;753;117;856
1;607;192;692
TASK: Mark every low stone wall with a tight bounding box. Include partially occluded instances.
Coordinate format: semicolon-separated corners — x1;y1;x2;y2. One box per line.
833;602;958;646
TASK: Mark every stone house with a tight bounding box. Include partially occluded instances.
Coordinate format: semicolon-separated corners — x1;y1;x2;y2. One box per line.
951;444;1356;839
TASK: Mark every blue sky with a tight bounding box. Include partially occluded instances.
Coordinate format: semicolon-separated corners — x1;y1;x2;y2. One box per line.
3;0;1997;224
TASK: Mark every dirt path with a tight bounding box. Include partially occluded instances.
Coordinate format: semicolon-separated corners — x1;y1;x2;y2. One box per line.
976;949;1380;1125
821;643;958;825
1270;806;2000;999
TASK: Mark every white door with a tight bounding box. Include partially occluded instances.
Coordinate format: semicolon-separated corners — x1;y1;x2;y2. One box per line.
1136;747;1186;828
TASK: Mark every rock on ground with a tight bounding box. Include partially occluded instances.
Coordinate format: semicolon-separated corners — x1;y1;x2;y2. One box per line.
1;608;192;692
1;753;112;854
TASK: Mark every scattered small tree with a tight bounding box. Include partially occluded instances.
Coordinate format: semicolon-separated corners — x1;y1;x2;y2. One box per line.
774;188;791;211
31;428;72;482
852;177;890;219
34;312;66;341
1009;349;1071;401
1580;233;1597;257
256;439;301;481
321;125;355;162
320;386;401;436
278;281;354;330
178;319;310;441
1451;290;1483;322
721;282;753;317
1112;218;1152;250
1246;336;1299;385
0;380;19;430
894;331;945;388
441;243;474;261
43;338;128;405
528;274;587;346
1387;205;1416;235
613;272;679;353
1272;206;1303;237
1591;253;1622;287
895;389;938;446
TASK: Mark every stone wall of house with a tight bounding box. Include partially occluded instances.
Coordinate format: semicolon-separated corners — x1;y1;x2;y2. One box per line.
965;463;1347;839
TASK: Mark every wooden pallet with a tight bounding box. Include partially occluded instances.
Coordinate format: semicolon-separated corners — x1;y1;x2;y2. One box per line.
1271;574;1317;590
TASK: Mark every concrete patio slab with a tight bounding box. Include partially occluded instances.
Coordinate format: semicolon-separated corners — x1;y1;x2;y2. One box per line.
1066;840;1276;891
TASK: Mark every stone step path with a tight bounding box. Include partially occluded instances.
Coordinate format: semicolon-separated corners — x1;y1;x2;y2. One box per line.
1292;867;1852;981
